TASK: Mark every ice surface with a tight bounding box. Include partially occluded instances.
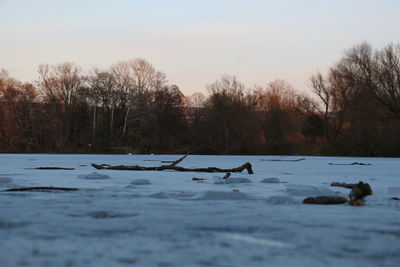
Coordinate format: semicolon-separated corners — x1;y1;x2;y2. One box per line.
265;195;297;205
1;154;400;267
0;176;12;183
388;187;400;194
260;177;281;183
130;179;152;185
285;184;339;196
198;190;250;200
78;172;111;180
225;177;252;184
213;176;252;184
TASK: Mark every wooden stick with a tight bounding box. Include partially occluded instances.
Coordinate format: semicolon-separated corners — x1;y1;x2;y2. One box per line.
2;186;79;192
328;162;372;166
260;158;305;162
144;153;189;165
166;153;189;166
330;182;355;189
222;172;231;179
349;181;372;201
91;162;254;174
33;167;75;170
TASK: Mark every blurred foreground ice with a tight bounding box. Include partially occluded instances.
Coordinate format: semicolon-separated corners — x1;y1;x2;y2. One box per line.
1;154;400;267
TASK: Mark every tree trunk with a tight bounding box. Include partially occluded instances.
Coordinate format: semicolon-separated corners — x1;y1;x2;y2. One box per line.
122;106;130;138
92;105;96;140
110;106;114;138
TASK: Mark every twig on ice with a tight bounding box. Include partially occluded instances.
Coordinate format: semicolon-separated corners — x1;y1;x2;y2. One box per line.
330;182;355;189
32;167;75;170
2;186;79;192
260;158;305;162
163;153;189;166
328;162;372;166
222;172;231;179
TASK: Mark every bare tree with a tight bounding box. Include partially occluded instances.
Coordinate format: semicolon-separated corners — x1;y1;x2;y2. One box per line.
88;70;119;138
111;61;136;138
203;75;254;152
38;63;82;111
131;58;167;92
189;92;206;108
373;44;400;116
207;74;245;99
252;80;300;153
112;58;168;138
254;79;296;111
36;62;83;148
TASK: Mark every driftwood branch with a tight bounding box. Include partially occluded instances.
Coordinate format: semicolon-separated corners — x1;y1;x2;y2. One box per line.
330;182;355;189
349;181;372;206
143;154;190;165
260;158;305;162
33;167;75;170
163;153;189;166
328;162;372;166
2;186;79;192
330;181;372;206
91;162;254;174
223;172;231;179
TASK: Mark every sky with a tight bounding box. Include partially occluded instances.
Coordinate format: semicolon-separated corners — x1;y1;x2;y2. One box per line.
1;0;400;95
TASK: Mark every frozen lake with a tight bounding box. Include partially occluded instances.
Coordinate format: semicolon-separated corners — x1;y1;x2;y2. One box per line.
1;154;400;267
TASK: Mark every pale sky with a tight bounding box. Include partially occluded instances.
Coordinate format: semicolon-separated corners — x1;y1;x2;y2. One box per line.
1;0;400;95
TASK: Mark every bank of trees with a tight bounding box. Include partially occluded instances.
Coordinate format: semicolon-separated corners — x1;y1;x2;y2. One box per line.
1;43;400;156
1;59;187;153
299;42;400;156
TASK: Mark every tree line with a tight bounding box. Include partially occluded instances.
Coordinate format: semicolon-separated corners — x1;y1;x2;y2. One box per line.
1;42;400;156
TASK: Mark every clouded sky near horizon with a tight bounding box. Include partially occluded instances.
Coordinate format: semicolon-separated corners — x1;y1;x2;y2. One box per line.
1;0;400;95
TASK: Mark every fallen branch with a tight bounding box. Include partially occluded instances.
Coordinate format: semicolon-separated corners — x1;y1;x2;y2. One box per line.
330;181;372;206
2;186;79;192
328;162;372;166
33;167;75;170
303;196;348;205
260;158;305;162
349;181;372;206
162;153;189;166
330;182;355;189
143;154;190;165
223;172;231;179
91;162;254;174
